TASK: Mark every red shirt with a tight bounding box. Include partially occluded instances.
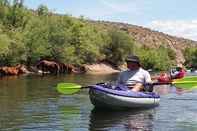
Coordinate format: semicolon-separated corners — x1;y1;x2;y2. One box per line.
157;73;171;82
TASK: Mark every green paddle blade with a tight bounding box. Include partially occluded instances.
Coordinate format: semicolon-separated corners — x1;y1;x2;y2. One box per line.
176;76;197;81
173;81;197;89
57;83;82;94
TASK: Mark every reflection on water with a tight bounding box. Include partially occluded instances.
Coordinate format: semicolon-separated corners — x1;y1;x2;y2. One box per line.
0;74;197;130
154;85;193;96
59;105;81;130
0;74;117;130
89;108;156;131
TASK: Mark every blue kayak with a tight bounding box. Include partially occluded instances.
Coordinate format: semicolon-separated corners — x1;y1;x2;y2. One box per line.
89;84;160;109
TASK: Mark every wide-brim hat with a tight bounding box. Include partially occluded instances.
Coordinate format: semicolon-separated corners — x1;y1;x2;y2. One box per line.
126;55;140;64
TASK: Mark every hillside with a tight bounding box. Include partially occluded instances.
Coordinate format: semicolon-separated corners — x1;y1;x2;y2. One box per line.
1;1;197;74
94;21;197;64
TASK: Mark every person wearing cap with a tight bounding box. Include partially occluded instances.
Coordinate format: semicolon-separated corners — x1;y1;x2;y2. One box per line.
117;55;153;92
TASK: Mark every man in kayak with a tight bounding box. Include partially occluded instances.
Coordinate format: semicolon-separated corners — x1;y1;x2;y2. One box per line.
117;55;153;92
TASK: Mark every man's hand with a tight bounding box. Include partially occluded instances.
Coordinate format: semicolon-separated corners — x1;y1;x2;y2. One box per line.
145;83;153;92
130;83;144;92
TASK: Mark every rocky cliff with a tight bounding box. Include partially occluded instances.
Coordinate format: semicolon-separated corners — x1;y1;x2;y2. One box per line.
95;21;197;64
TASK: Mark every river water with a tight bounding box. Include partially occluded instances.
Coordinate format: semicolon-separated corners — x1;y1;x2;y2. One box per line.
0;74;197;131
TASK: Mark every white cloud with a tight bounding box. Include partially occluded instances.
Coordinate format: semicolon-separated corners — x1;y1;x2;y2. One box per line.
99;0;133;13
66;0;141;20
147;20;197;41
97;0;144;15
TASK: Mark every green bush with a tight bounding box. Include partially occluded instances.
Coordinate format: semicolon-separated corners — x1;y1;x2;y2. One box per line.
184;47;197;69
102;29;135;66
136;46;173;71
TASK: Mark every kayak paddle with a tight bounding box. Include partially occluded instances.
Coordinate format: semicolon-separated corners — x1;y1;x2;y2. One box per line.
170;76;197;89
174;76;197;81
152;80;197;89
57;80;197;95
56;83;89;95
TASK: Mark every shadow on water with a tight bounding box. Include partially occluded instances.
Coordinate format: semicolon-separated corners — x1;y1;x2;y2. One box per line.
89;108;156;131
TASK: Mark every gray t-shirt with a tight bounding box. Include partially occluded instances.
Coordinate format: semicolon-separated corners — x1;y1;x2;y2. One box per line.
117;68;152;86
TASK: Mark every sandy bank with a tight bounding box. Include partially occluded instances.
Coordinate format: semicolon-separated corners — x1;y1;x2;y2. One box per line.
84;63;120;75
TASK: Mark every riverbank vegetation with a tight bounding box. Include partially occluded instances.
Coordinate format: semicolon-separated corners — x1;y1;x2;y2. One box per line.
184;47;197;69
0;0;191;73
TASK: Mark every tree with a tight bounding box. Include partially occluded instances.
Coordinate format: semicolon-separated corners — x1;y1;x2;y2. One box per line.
72;22;106;64
0;0;9;6
23;18;50;65
102;29;134;66
184;47;197;69
136;46;172;71
6;0;28;28
0;34;10;65
0;0;9;22
13;0;24;8
37;5;48;16
6;30;26;65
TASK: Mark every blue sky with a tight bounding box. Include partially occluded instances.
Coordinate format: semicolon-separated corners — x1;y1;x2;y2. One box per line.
24;0;197;41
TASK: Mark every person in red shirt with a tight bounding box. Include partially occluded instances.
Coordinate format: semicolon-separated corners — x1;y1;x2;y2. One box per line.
157;72;171;82
157;65;186;82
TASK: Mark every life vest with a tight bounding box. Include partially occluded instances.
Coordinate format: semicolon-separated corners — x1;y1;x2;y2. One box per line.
157;73;171;82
